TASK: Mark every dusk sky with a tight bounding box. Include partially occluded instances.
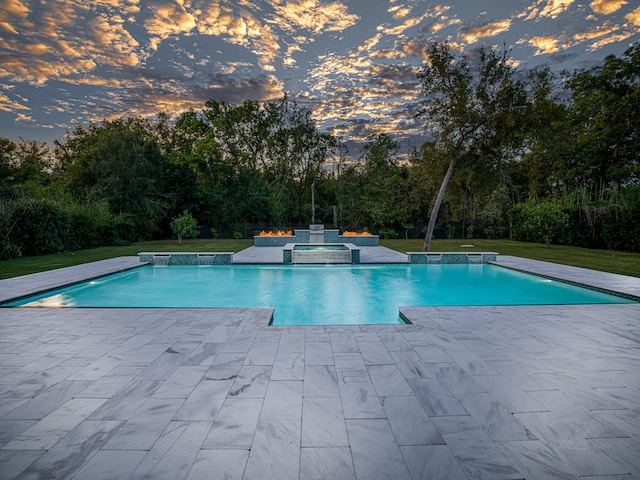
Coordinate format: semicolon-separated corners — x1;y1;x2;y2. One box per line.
1;0;639;152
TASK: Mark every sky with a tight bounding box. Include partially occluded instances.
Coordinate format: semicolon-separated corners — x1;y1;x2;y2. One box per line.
1;0;639;155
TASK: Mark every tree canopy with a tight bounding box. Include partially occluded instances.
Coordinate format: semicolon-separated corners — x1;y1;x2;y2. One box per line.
2;43;640;259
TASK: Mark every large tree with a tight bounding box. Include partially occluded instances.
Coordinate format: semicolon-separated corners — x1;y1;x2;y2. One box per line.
565;43;640;191
415;42;537;251
59;118;166;237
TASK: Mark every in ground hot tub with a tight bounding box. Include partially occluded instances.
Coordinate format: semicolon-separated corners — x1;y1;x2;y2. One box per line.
283;243;360;264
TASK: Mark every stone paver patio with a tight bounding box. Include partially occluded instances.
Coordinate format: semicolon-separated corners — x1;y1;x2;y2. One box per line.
1;252;639;479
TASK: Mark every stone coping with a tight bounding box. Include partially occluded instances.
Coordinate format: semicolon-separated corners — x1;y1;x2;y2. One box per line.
0;256;143;304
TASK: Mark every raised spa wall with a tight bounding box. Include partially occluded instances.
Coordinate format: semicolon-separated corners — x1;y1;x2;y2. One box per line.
138;252;233;265
283;243;360;264
408;252;498;264
253;229;380;247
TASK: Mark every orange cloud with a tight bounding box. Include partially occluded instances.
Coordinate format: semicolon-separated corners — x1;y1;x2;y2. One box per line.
590;0;627;15
626;6;640;25
389;5;412;20
145;2;196;50
431;16;462;33
525;35;562;54
273;0;359;34
522;0;575;20
572;21;618;41
1;0;29;16
22;43;50;55
539;0;575;18
588;31;634;49
195;2;280;71
15;112;33;122
0;90;29;112
459;19;511;44
357;33;382;53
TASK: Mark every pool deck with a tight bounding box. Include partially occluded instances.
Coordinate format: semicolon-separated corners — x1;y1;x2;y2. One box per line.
1;255;639;479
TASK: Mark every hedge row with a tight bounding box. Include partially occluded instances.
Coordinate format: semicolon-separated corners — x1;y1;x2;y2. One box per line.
0;199;137;260
508;190;640;253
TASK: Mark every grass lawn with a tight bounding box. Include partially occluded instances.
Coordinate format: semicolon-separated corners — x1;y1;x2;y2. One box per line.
1;238;639;280
382;238;640;278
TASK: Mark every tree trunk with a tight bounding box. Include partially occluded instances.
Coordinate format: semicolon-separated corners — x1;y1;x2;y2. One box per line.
423;157;457;251
311;180;315;224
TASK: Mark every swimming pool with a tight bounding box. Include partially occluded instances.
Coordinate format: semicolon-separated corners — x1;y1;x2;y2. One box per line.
4;264;634;325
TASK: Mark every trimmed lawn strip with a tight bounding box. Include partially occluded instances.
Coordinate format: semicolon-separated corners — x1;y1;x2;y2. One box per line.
1;238;638;280
0;239;253;280
381;239;640;279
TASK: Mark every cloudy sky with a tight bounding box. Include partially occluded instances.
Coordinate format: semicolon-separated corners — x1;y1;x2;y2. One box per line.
1;0;639;152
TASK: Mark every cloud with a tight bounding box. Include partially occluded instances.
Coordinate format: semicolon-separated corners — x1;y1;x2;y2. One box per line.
0;1;144;85
305;44;423;146
374;38;427;60
389;5;412;20
145;2;196;50
357;33;382;54
1;0;29;16
521;15;634;56
15;112;33;122
587;31;634;49
272;0;359;34
192;74;284;104
430;15;462;34
0;90;29;112
572;21;619;41
590;0;627;15
538;0;576;19
524;35;563;54
626;6;640;25
459;19;511;44
194;1;280;71
283;43;304;66
384;13;427;36
521;0;576;20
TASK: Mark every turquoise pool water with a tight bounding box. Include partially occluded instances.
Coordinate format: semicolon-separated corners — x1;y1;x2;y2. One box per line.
5;264;633;325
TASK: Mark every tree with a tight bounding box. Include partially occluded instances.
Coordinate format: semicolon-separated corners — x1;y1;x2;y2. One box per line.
0;137;18;196
512;68;570;201
60;118;166;238
170;210;198;243
415;42;535;251
357;133;411;232
565;43;640;191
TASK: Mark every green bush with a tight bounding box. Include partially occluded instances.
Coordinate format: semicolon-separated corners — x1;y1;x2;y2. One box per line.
170;210;198;243
600;189;640;252
4;199;68;257
378;228;398;239
0;198;139;260
509;202;569;247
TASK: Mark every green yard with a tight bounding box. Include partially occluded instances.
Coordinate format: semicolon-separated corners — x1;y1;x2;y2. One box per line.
1;238;639;280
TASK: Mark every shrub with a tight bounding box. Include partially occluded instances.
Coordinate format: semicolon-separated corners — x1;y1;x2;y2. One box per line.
378;228;398;239
509;202;569;247
4;199;68;257
170;210;198;243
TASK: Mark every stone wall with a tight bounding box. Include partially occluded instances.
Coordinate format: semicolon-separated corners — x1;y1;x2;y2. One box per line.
139;252;233;265
407;252;498;264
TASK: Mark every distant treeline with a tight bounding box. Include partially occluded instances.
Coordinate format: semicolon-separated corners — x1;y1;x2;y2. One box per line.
1;43;638;258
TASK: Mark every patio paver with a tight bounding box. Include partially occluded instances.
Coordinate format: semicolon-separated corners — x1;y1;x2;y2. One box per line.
0;256;639;479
